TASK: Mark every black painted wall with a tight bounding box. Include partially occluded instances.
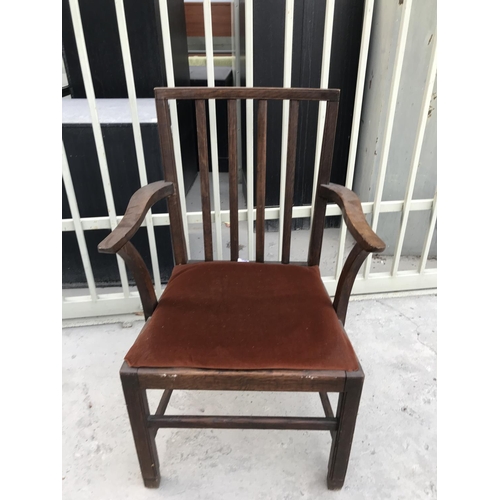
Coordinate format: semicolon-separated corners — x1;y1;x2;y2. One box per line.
62;124;175;287
62;0;365;285
62;0;187;98
62;0;197;287
241;0;365;229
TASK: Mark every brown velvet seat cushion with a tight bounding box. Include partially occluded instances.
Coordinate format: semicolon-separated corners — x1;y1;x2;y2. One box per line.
125;262;359;371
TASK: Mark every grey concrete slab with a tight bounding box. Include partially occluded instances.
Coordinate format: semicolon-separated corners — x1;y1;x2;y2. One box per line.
63;294;436;499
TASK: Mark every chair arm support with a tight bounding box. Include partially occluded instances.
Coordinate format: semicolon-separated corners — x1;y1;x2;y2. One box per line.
97;181;174;320
117;242;158;320
318;183;386;253
333;243;369;325
98;181;175;254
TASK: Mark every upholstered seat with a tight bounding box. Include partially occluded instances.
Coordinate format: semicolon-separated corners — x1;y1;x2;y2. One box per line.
125;261;359;371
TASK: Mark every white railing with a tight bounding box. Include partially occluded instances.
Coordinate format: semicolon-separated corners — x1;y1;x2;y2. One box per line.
62;0;437;319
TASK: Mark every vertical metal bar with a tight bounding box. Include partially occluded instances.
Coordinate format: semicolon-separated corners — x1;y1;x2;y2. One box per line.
335;0;374;280
391;38;437;275
310;0;336;220
62;144;97;301
278;0;295;261
245;0;255;260
231;1;243;199
363;0;413;279
68;0;130;297
114;0;162;295
157;0;191;259
203;0;224;259
418;192;437;274
231;1;241;88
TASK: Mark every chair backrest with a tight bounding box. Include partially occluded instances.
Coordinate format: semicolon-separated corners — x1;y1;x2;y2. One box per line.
154;87;340;266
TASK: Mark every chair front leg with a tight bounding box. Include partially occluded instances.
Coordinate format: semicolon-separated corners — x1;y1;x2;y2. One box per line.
120;362;160;488
327;369;364;490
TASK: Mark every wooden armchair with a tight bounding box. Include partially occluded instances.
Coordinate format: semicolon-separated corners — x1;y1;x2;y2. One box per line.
98;87;385;491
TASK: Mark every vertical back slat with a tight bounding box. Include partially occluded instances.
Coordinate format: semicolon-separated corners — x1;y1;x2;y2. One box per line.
317;100;340;185
308;100;340;266
256;99;268;263
281;99;300;264
155;98;188;265
228;99;239;261
195;99;213;261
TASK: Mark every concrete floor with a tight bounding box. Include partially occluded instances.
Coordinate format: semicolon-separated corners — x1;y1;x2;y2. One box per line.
62;293;436;500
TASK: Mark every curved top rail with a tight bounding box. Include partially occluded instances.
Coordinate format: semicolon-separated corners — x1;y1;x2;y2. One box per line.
154;87;340;102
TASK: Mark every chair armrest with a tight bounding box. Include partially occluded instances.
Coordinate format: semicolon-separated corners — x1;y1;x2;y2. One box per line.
317;183;386;253
97;181;175;320
311;183;386;325
98;181;175;254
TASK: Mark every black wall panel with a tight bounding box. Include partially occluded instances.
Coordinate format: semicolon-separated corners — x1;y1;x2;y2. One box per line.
242;0;365;229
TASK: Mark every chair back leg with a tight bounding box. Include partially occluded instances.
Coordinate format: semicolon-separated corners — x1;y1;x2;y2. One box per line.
120;362;161;488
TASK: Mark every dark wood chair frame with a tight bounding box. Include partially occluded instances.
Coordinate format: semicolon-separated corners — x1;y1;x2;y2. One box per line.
98;87;385;490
